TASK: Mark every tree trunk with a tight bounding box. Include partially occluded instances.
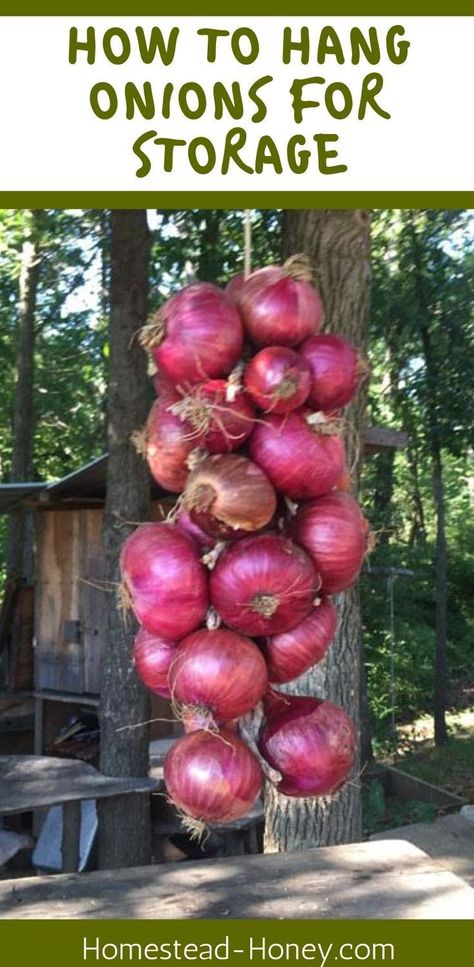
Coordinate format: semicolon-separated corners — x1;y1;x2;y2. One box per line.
371;344;400;545
264;210;371;852
407;212;448;747
431;439;448;746
6;211;41;583
406;442;426;547
98;210;153;869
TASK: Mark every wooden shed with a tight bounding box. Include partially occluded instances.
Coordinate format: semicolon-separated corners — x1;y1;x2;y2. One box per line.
0;456;180;758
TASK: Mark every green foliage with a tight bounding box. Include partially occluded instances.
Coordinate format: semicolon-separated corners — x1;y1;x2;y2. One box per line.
148;209;282;307
362;209;474;743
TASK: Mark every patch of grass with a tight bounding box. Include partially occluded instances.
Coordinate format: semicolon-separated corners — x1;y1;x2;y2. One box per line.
394;735;474;802
391;708;474;802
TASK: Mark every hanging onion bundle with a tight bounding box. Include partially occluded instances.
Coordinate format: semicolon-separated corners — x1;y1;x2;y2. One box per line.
163;729;262;824
301;333;368;412
168;628;268;725
183;453;277;540
259;693;356;797
261;598;337;684
249;409;346;500
120;523;209;638
210;533;320;636
127;246;370;825
139;282;244;387
292;492;369;594
235;256;324;348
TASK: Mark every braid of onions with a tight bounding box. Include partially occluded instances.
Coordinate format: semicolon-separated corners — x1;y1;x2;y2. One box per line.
118;263;369;829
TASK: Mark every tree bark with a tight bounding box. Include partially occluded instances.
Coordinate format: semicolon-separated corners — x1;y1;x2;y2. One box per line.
406;442;426;547
5;211;41;583
98;210;153;869
264;210;371;852
431;438;448;746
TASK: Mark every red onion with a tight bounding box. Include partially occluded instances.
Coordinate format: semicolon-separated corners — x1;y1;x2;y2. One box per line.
164;729;262;824
176;510;216;551
133;628;175;698
183;453;277;540
210;534;320;636
244;347;312;414
249;409;346;500
168;628;268;724
292;492;369;594
259;694;356;797
120;523;209;638
170;379;255;453
136;395;195;493
236;257;323;348
301;334;368;412
262;598;337;684
225;272;245;303
140;283;244;386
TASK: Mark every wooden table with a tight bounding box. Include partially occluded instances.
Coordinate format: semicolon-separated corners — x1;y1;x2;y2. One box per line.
1;840;473;919
0;755;158;873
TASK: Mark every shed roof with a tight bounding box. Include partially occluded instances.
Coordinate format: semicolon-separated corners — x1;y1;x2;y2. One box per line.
0;482;49;514
0;455;167;513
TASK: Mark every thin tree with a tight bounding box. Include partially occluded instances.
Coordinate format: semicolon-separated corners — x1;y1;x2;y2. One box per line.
98;210;152;869
5;210;42;584
264;209;371;851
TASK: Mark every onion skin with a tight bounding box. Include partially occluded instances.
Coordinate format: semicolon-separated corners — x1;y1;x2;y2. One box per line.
133;628;176;698
236;264;324;348
142;396;195;493
177;379;255;453
183;453;277;540
168;628;268;723
259;694;356;797
262;598;337;684
225;273;245;304
176;510;216;551
301;334;366;412
249;409;346;500
244;347;312;414
145;283;244;386
210;533;320;636
292;492;369;594
120;523;209;638
164;729;262;823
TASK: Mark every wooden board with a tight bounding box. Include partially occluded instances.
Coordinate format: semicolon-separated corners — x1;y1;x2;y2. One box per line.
0;755;157;814
1;840;473;920
35;508;107;695
364;426;409;452
372;813;474;888
35;510;84;693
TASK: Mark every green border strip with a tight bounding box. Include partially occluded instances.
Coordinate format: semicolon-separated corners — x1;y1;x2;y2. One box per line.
3;4;474;14
0;192;472;209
